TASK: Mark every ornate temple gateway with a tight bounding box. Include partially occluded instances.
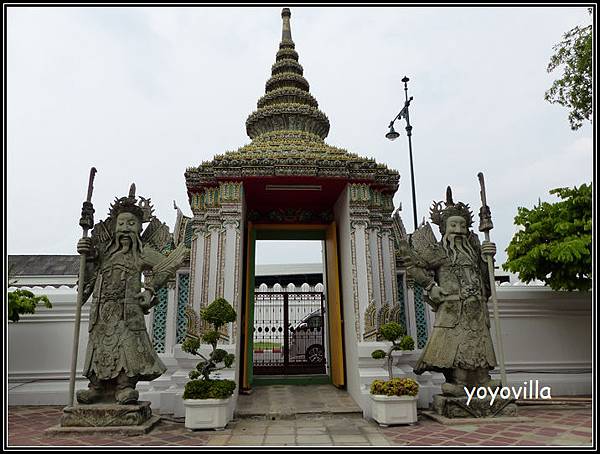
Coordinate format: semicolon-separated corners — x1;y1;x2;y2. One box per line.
6;8;593;425
182;8;406;409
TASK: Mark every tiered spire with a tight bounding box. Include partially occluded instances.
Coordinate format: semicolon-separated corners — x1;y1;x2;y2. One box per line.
245;8;330;140
185;8;399;197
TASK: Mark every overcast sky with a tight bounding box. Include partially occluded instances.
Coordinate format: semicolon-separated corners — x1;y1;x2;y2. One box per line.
7;6;593;267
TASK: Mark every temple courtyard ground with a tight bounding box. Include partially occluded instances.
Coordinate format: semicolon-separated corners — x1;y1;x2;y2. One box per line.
7;403;592;447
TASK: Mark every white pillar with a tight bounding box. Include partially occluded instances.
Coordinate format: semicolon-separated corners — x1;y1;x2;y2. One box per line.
352;220;371;340
207;224;220;304
164;279;177;355
190;226;207;313
381;229;395;306
368;223;384;309
405;278;418;340
221;217;241;343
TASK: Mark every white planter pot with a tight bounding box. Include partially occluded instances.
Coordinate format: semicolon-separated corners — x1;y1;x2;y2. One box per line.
184;397;232;430
370;394;418;426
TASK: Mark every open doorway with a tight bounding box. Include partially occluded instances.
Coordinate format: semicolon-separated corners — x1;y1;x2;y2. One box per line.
252;240;329;377
241;224;345;390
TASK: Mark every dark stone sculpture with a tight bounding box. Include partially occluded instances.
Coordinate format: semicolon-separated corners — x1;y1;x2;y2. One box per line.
75;184;189;405
404;187;516;418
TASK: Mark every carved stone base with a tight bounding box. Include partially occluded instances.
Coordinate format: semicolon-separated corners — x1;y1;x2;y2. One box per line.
432;394;518;419
421;411;533;425
45;401;160;436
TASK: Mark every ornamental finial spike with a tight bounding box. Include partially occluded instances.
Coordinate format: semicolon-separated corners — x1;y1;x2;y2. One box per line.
281;8;292;41
446;186;454;206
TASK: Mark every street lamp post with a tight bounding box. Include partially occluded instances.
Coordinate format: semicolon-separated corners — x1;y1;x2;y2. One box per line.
386;76;418;232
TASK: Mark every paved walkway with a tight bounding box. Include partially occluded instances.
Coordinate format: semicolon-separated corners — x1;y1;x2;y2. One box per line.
236;384;362;417
7;404;592;447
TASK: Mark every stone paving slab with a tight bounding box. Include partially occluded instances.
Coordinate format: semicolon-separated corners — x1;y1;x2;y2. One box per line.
381;407;592;447
7;404;593;447
422;410;534;425
235;384;362;417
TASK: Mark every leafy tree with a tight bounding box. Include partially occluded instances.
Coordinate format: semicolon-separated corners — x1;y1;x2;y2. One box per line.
7;265;52;322
544;9;592;130
8;290;52;323
503;183;592;291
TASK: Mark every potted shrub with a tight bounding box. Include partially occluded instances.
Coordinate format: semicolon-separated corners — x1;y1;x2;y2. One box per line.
369;322;419;426
181;297;237;430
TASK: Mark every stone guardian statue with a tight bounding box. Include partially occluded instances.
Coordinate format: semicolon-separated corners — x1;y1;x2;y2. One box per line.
405;187;516;417
75;184;189;405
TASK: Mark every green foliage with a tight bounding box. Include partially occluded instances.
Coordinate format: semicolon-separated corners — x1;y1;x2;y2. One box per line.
224;353;235;368
371;349;387;360
200;298;237;329
372;323;413;380
503;183;592;291
8;289;52;323
398;335;415;351
184;298;237;399
202;331;221;346
370;378;419;397
378;322;406;342
183;379;236;400
212;349;228;363
181;337;201;355
545;10;592;130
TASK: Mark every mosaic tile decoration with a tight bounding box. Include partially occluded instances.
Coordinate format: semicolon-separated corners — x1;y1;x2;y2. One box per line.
183;219;194;248
414;284;428;349
396;273;407;329
152;287;169;353
176;273;190;344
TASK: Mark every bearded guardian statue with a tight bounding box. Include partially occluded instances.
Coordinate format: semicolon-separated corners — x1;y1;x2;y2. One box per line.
405;187;500;398
75;184;189;405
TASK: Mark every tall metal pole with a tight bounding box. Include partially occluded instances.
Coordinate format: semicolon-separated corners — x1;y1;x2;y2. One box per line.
477;172;507;387
68;167;97;407
402;76;418;231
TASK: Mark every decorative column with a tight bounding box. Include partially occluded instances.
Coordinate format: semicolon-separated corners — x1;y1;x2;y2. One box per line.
188;190;211;314
204;189;222;306
217;182;244;344
404;276;419;341
368;190;385;310
163;279;178;355
189;223;208;314
380;194;397;307
349;184;374;340
187;183;244;344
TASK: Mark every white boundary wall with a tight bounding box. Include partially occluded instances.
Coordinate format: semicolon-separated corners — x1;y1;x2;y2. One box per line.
8;283;592;414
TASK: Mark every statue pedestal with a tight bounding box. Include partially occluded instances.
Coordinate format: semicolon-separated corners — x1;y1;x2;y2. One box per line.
431;394;518;419
45;401;160;436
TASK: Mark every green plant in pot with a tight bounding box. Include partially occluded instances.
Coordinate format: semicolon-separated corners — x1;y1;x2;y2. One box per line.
181;297;237;400
369;322;419;425
371;322;415;380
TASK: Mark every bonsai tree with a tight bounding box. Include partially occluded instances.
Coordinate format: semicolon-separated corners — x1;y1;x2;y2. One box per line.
181;297;237;400
370;322;418;398
371;322;415;380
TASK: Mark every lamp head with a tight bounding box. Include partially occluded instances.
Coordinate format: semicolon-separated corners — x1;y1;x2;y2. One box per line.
386;124;400;141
